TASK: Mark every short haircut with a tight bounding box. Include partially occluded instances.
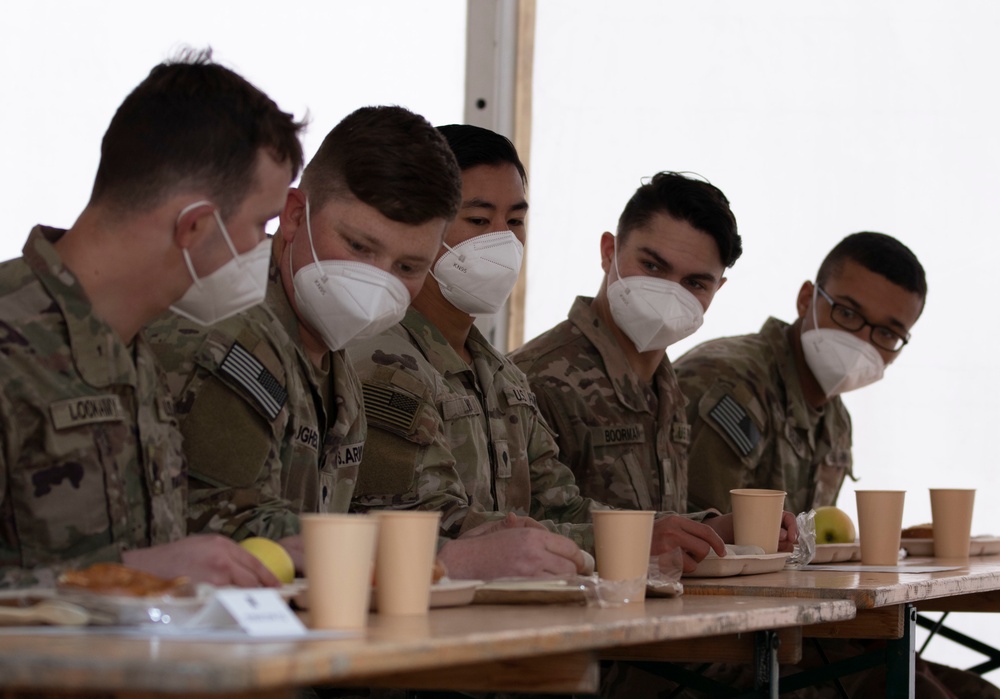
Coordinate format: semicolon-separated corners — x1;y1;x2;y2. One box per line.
300;106;462;225
90;48;304;218
436;124;527;184
817;231;927;303
616;171;742;268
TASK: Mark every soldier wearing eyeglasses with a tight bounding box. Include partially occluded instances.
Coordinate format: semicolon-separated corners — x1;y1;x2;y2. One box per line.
675;232;926;514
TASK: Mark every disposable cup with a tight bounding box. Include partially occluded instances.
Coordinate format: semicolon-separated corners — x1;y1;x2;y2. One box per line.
374;511;442;615
301;514;379;630
856;490;906;565
930;489;976;560
592;510;655;603
730;489;786;554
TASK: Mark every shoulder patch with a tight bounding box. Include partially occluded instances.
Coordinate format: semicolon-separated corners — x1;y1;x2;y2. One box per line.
219;342;287;421
363;382;420;433
708;394;761;456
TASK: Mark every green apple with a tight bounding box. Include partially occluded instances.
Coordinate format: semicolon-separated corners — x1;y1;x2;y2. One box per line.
240;537;295;584
814;506;857;544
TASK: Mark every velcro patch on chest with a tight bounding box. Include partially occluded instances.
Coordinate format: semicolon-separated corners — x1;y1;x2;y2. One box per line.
336;441;365;467
590;424;645;446
50;394;126;430
503;386;537;409
708;394;761;456
671;421;691;446
363;383;421;433
441;395;482;421
219;342;287;421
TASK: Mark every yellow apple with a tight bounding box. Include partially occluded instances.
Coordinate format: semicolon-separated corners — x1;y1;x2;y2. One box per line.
240;537;295;584
814;506;857;544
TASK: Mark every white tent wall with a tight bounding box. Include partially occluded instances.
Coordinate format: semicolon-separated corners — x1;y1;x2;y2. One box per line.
0;0;467;252
3;0;1000;677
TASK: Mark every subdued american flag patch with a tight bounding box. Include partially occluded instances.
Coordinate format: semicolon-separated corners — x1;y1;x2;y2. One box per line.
363;383;420;433
219;343;287;421
708;394;760;456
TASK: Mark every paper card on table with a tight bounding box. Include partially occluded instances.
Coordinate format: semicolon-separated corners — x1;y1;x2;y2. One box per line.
187;589;306;637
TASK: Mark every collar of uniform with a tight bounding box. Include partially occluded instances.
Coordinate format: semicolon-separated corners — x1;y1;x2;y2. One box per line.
264;251;329;386
264;251;304;350
400;308;502;378
23;225;137;387
569;295;660;413
762;316;832;429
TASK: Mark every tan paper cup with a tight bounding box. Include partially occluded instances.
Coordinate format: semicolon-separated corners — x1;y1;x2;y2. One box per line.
930;489;975;560
592;510;655;602
301;513;379;630
374;511;442;615
730;489;786;554
856;490;906;565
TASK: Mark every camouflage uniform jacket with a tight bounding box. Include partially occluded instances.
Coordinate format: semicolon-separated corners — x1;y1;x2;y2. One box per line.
349;308;600;550
511;296;697;514
147;253;365;540
0;226;187;588
674;317;853;514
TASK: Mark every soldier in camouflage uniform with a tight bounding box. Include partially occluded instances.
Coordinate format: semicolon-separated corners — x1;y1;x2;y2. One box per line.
676;317;853;514
148;107;462;571
676;232;927;515
512;172;801;575
676;238;995;699
511;173;740;516
0;51;303;588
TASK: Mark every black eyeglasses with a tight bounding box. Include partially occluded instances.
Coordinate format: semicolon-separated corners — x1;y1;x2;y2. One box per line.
815;286;910;352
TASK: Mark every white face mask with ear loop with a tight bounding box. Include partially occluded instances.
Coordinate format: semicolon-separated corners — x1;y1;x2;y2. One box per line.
606;236;704;352
290;198;411;352
429;229;524;316
169;200;272;326
800;284;886;398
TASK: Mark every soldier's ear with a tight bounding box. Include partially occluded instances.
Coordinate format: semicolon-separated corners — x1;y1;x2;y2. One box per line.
599;232;616;275
173;201;216;251
796;281;814;318
279;189;307;244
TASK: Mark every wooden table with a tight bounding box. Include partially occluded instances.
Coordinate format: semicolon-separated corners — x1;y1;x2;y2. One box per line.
0;595;855;698
681;555;1000;697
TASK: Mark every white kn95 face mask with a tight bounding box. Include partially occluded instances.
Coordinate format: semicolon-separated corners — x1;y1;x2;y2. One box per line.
291;199;411;351
800;285;885;398
607;238;704;352
430;230;524;316
170;200;271;326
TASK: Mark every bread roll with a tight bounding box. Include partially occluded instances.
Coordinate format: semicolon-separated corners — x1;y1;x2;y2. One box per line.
901;523;933;539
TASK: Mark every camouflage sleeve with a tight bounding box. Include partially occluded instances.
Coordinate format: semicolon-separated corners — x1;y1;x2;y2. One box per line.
523;406;604;551
350;367;506;538
681;377;768;514
179;371;301;540
147;316;300;540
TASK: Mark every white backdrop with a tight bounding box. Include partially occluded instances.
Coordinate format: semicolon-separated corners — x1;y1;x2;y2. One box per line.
4;0;1000;675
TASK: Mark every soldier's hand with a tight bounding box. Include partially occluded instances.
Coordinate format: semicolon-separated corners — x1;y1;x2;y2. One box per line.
439;528;586;580
777;511;799;552
122;535;281;588
650;516;727;573
461;512;547;538
277;534;304;573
